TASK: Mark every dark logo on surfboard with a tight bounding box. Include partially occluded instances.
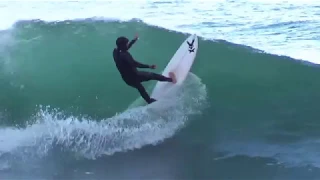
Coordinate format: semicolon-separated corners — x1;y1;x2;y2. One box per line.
187;39;195;53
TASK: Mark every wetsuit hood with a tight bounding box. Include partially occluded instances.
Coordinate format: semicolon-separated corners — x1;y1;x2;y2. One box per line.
116;36;129;51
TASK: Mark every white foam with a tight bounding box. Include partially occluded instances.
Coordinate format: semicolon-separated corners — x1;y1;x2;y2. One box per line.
0;1;144;30
0;73;207;161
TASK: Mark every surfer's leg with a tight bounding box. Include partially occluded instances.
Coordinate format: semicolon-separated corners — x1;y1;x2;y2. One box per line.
134;83;156;104
137;71;173;83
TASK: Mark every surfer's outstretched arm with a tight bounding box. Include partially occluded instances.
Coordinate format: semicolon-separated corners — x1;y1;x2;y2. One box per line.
127;39;137;50
127;34;139;50
123;53;151;68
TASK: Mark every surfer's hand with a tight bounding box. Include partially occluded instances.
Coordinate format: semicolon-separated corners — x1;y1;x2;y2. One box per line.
150;65;156;69
134;34;139;40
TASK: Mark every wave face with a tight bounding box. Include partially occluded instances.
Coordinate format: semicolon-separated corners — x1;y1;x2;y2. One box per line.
0;19;320;179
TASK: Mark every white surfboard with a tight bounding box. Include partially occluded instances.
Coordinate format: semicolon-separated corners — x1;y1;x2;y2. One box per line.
150;34;198;100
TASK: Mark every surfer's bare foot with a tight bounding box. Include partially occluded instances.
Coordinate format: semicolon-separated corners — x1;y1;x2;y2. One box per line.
169;72;177;84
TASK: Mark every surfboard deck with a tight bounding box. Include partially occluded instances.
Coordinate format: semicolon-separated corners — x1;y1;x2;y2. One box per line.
150;34;198;100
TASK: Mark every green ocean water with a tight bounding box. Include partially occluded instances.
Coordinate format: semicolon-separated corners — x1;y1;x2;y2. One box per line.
1;19;320;179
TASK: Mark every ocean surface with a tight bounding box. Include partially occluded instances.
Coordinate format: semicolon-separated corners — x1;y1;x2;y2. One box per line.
0;0;320;179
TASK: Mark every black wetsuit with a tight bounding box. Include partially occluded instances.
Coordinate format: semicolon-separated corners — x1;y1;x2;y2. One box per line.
112;39;172;104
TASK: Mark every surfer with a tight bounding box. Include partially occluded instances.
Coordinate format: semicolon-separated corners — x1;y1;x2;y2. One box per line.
112;34;176;104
